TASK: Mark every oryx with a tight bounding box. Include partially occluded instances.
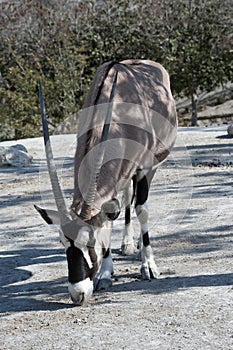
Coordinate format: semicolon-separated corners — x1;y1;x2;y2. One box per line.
35;59;177;305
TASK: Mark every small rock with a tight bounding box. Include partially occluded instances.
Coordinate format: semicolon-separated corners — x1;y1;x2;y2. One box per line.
0;144;33;167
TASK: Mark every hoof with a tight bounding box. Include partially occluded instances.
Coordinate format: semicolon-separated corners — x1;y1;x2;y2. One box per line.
141;266;160;280
149;266;160;279
141;266;151;280
94;278;112;292
121;243;136;256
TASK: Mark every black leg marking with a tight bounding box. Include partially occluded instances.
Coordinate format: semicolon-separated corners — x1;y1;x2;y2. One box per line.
131;175;137;204
66;246;90;283
134;169;156;208
103;247;110;259
142;231;150;247
135;175;149;207
125;205;131;226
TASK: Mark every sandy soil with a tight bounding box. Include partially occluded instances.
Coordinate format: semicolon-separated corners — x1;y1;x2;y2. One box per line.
0;125;233;350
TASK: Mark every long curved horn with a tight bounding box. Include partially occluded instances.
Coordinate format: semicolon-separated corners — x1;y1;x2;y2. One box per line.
39;81;71;226
80;70;118;220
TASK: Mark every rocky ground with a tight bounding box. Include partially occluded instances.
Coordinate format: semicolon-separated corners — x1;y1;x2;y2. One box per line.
0;125;233;350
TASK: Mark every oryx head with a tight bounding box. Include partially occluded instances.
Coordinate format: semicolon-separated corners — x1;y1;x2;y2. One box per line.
35;198;120;305
36;73;119;305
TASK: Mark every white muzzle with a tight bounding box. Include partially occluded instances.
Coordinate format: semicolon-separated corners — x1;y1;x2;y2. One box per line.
68;278;93;305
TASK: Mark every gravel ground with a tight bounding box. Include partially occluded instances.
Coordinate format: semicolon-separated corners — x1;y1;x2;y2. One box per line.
0;125;233;350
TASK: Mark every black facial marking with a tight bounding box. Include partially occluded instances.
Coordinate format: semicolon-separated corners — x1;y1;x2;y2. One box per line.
34;205;53;224
142;232;150;247
66;246;91;284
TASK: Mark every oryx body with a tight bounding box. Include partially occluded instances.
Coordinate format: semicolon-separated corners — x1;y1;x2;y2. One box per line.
36;59;177;305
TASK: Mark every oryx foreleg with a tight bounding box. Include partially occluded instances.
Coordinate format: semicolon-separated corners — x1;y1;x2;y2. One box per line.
135;170;159;280
94;247;114;291
121;187;136;255
92;220;113;292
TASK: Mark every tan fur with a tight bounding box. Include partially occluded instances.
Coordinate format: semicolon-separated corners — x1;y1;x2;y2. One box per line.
73;60;177;217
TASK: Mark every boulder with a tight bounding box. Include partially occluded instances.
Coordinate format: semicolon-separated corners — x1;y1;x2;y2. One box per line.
0;144;33;167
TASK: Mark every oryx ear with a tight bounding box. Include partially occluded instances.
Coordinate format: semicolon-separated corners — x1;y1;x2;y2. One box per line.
101;199;120;221
34;205;61;225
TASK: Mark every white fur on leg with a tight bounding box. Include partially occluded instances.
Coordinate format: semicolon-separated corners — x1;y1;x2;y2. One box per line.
94;251;114;291
135;203;148;224
121;223;136;255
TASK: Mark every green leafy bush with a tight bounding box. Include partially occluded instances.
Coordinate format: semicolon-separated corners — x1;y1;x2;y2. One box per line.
0;0;232;140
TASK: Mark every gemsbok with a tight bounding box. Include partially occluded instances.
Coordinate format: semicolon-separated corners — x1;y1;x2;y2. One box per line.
35;59;177;305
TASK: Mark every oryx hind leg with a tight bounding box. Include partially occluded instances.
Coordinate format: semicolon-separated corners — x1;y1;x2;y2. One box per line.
135;170;159;280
